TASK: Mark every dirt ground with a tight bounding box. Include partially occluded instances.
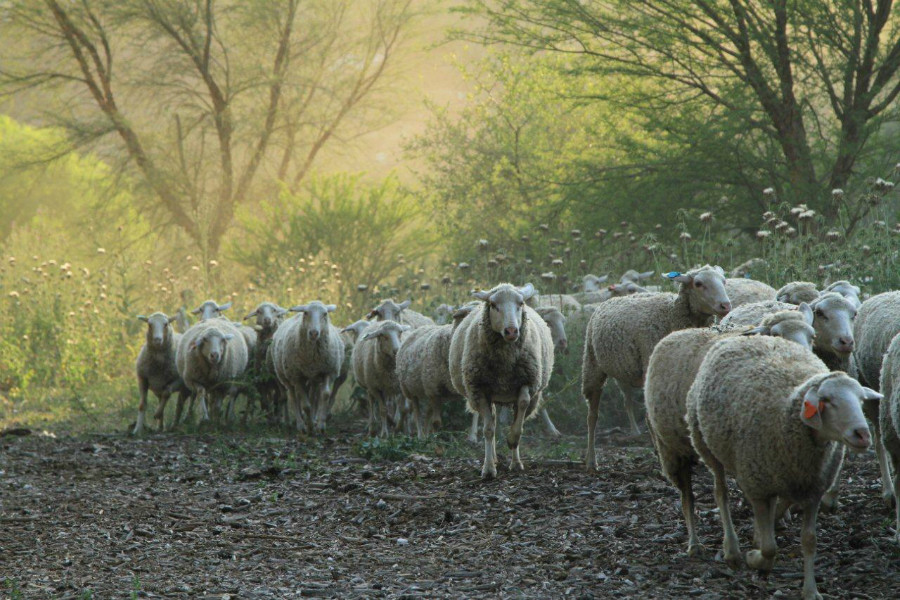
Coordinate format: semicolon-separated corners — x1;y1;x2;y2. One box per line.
1;425;899;599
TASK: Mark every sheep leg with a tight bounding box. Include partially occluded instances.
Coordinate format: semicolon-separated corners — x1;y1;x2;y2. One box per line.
133;377;149;435
198;389;210;422
875;425;896;509
428;397;443;434
468;413;480;443
507;386;531;472
153;391;171;432
622;384;643;435
710;460;742;570
378;392;390;438
821;446;845;512
799;500;822;600
746;496;778;573
366;393;378;437
585;382;605;472
296;385;315;434
315;376;334;434
476;395;497;480
540;407;562;438
172;391;187;430
672;463;703;556
891;452;900;543
409;397;424;440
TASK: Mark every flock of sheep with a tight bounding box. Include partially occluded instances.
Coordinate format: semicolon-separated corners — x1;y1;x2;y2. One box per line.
133;264;900;599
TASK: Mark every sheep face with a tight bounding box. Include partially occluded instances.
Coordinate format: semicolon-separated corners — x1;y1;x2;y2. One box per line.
771;306;816;350
609;281;647;297
582;274;609;292
670;266;731;316
800;374;879;452
367;298;411;322
824;281;862;309
361;321;409;356
245;302;287;330
472;283;535;343
621;269;654;284
291;301;337;341
190;329;235;365
536;307;567;354
139;312;176;349
810;293;857;356
192;300;232;320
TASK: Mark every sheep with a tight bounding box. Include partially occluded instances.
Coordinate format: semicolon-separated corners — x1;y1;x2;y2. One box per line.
723;293;857;371
191;299;232;320
527;292;582;315
686;335;878;599
433;303;456;325
242;302;288;422
467;306;569;441
367;298;435;328
878;332;900;541
397;306;475;438
175;319;249;423
352;320;410;437
582;264;731;460
582;274;609;292
724;277;776;308
449;283;555;479
333;320;372;416
644;307;816;555
824;280;862;309
133;312;189;434
271;301;345;434
776;281;820;305
572;281;648;305
729;257;766;278
852;291;900;507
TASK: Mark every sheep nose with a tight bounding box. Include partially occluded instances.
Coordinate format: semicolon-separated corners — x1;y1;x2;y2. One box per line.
851;427;871;449
837;337;854;352
503;326;519;341
153;336;164;345
209;352;220;362
308;329;320;341
718;302;732;315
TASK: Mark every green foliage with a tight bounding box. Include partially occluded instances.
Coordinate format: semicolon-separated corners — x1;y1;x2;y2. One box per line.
352;435;433;461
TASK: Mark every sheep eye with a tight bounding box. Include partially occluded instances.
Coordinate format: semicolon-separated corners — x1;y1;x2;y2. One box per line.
694;281;703;288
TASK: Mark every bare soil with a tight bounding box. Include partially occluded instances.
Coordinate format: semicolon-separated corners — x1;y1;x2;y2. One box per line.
1;426;898;599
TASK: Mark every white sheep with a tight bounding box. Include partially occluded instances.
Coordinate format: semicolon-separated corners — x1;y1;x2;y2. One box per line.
271;301;344;434
644;307;815;555
824;280;862;309
852;291;900;507
367;298;435;328
878;332;900;541
776;281;820;305
433;303;456;325
620;269;654;284
724;277;776;308
528;292;582;315
134;312;189;434
582;274;609;292
572;281;649;305
686;335;878;600
449;283;554;479
192;299;258;362
242;302;288;423
352;319;410;437
175;319;249;423
729;257;766;278
582;265;731;460
332;319;371;415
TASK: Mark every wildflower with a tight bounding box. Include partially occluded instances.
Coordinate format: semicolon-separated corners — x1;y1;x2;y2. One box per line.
495;254;507;263
832;188;844;199
799;210;816;221
594;229;607;238
191;265;200;271
81;267;90;277
100;293;107;300
442;276;452;285
756;230;771;240
8;291;19;298
679;232;692;241
541;272;556;281
521;235;530;243
538;224;550;232
7;256;15;264
620;221;628;228
875;178;895;193
775;221;790;233
613;232;623;240
580;259;588;270
286;287;293;293
458;262;470;271
48;259;57;266
476;239;489;250
570;229;582;239
420;283;431;291
763;211;775;220
763;187;775;198
862;245;872;256
97;248;106;254
699;212;712;223
655;224;662;230
790;206;804;217
551;258;564;267
487;259;499;268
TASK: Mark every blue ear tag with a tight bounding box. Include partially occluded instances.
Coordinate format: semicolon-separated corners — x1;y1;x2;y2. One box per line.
664;271;681;279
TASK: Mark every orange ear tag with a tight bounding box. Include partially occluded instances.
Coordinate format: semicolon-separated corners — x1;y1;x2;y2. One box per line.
803;400;819;419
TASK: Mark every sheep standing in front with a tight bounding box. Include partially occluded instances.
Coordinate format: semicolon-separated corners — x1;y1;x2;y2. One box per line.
878;332;900;541
367;299;435;328
175;319;249;423
644;308;815;555
724;277;776;308
686;336;877;600
582;265;731;458
853;291;900;507
271;302;344;434
449;283;554;479
134;312;189;434
193;298;258;374
352;320;410;437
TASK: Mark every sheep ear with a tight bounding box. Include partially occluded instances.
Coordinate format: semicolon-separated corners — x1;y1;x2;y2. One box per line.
188;340;198;352
218;301;232;311
860;387;883;403
325;304;337;313
519;283;535;300
361;330;379;341
607;284;618;291
191;306;202;315
639;270;654;280
801;387;824;430
223;333;235;341
472;289;491;301
798;302;814;325
243;310;258;320
275;306;289;316
665;271;692;284
741;326;769;337
366;309;379;319
400;325;411;332
167;314;178;324
398;300;411;311
137;315;149;322
290;304;308;313
713;266;725;276
252;325;263;332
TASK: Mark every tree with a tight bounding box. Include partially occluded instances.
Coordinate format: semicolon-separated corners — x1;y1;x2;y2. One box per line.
458;0;900;217
0;0;417;259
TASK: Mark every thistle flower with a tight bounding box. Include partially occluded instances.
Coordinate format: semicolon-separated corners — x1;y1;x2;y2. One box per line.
775;221;790;233
97;248;106;254
875;178;895;193
442;276;452;285
679;232;692;241
620;221;628;228
613;232;623;240
521;235;530;243
862;245;872;256
8;291;19;298
487;259;499;268
595;229;607;238
763;187;775;199
799;210;816;221
476;239;489;250
655;224;662;230
541;272;556;281
570;229;582;239
420;283;431;291
790;206;804;217
357;284;368;292
495;254;506;263
699;212;712;223
756;230;771;240
763;211;775;220
538;224;550;232
580;259;588;270
785;227;798;238
832;188;844;200
551;258;564;267
458;262;471;271
208;260;219;268
191;266;200;272
7;256;15;264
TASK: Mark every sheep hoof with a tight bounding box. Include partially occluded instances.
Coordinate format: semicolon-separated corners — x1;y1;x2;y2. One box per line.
508;459;524;472
686;542;705;557
481;465;497;480
883;492;896;510
745;550;773;572
820;495;839;513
